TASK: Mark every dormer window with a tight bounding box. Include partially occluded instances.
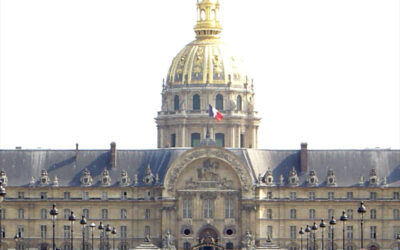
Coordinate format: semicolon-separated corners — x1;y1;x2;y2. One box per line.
80;169;93;187
101;169;111;187
39;169;50;186
326;169;337;186
288;167;299;186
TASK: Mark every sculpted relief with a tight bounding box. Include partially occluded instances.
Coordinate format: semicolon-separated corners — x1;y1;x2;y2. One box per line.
175;158;239;191
183;159;235;190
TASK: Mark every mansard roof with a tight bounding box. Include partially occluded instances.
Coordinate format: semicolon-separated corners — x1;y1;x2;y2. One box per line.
0;147;399;187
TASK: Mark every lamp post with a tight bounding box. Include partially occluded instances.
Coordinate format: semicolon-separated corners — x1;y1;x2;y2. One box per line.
329;216;336;250
105;224;112;250
299;227;305;250
311;222;318;250
14;232;20;250
89;223;96;250
98;222;105;250
320;219;326;250
340;210;348;250
68;211;76;250
111;227;117;250
49;204;59;250
305;225;311;250
80;216;87;250
357;201;367;249
0;182;6;250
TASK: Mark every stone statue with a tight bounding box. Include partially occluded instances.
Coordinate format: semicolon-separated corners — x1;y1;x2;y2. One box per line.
242;230;255;250
144;234;151;242
162;230;176;250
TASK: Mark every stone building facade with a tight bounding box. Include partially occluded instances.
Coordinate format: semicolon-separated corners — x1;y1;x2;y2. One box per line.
0;1;399;250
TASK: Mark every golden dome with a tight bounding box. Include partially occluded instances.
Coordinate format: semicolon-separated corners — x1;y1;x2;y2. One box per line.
166;0;249;86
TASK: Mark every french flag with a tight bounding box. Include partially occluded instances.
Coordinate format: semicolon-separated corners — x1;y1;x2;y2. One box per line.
209;105;223;121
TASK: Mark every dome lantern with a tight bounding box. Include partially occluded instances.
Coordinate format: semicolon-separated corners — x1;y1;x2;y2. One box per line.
195;0;222;39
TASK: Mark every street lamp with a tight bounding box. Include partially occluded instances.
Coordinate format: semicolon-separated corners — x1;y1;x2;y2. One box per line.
311;222;318;250
299;227;305;250
111;227;117;250
80;216;87;250
0;181;7;249
89;223;96;250
357;201;367;249
329;216;336;250
105;224;112;250
98;222;105;250
49;204;59;250
14;232;20;250
68;211;76;250
320;219;326;250
305;225;311;250
340;210;348;250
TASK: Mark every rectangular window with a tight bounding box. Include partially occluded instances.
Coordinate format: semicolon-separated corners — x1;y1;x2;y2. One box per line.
224;198;234;218
17;226;24;237
0;209;5;219
347;209;353;220
84;227;89;240
101;192;108;201
266;209;272;219
203;199;214;218
347;226;353;240
370;209;376;219
18;209;24;219
267;226;273;238
394;192;400;200
267;192;273;199
240;134;244;148
121;191;128;200
191;133;201;147
309;192;315;200
64;192;70;200
40;225;47;239
328;227;334;240
121;226;127;239
41;209;47;219
121;209;127;219
40;192;47;200
290;209;296;219
347;192;353;200
170;134;176;148
82;192;89;200
145;209;151;220
215;133;225;147
290;192;296;200
394;209;400;220
309;209;316;219
102;209;108;219
370;226;377;239
64;209;71;220
290;226;297;239
328;192;334;200
83;209;89;219
144;226;150;236
370;192;377;200
394;226;400;239
183;199;192;219
64;225;71;239
328;209;334;219
17;192;24;199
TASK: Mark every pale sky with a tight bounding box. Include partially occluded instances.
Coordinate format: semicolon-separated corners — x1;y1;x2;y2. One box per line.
0;0;399;150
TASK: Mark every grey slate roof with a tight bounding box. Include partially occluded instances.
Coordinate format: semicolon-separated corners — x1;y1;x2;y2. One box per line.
0;147;399;187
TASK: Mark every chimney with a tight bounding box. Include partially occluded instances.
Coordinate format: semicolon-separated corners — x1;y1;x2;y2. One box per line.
300;142;308;173
75;143;79;151
110;142;117;169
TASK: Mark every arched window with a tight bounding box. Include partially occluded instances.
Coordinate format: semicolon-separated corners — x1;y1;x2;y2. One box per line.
174;95;179;111
215;133;225;147
216;94;223;110
226;242;234;249
183;242;191;250
237;95;242;111
193;94;200;110
191;133;201;147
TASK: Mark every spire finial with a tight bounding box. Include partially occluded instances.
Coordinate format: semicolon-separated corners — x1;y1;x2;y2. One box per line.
194;0;222;39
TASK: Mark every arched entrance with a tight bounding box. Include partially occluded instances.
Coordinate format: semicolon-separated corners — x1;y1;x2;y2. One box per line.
192;227;224;250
